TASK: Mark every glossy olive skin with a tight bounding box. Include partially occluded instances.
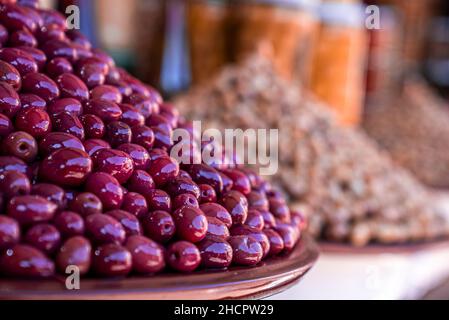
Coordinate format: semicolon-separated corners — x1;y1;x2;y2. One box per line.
221;169;251;195
15;107;52;138
56;236;92;275
220;190;248;225
0;81;21;118
125;235;165;274
85;213;126;245
117;143;150;170
131;125;154;149
93;243;132;277
144;189;171;212
166;176;200;199
0;244;55;278
244;209;265;231
24;223;61;254
263;229;285;256
173;193;199;210
198;184;217;204
85;172;123;210
38;132;85;157
205;216;229;241
0;156;30;177
0;216;20;249
47;98;83;117
84;99;122;123
0;114;13;137
41;39;77;62
0;60;21;90
68;192;102;217
2;131;37;162
7;195;57;225
260;210;276;229
188;164;223;193
45;57;73;78
269;198;291;223
55;73;90;101
120;192;147;219
31;183;66;210
80;114;105;139
127;169;155;197
21;72;60;102
165;241;201;273
83;138;110;156
39;148;92;187
197;238;233;269
20;93;46;110
247;191;269;212
51;111;85;140
172;206;208;243
119;103;145;127
219;172;233;193
141;210;175;243
54;211;85;237
274;224;300;252
0;170;30;199
147;156;179;187
231;225;270;258
92;148;134;184
91;85;121;103
105;210;141;237
105;121;132;147
0;48;38;76
228;235;263;266
200;203;233;229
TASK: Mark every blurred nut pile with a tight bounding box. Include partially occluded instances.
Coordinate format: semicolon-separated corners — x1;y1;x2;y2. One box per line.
364;78;449;189
174;56;449;247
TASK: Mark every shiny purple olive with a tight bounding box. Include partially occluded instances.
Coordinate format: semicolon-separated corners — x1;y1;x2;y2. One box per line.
188;164;223;193
228;235;263;266
25;223;61;254
131;124;154;149
269;198;291;223
47;98;82;116
260;211;276;229
274;224;300;252
85;213;126;245
0;114;13;137
126;235;165;274
0;244;54;278
39;148;92;187
45;57;73;79
199;203;233;229
0;170;30;199
51;111;85;140
145;189;171;212
244;209;265;231
92;148;134;184
105;121;132;147
106;210;141;236
221;169;251;195
165;241;201;273
117;143;150;170
19;93;46;110
0;82;21;118
53;211;85;237
15;107;52;138
7;195;57;225
119;103;145;127
0;4;37;32
197;238;233;269
172;206;208;243
0;216;20;249
55;73;89;101
0;48;38;75
206;216;230;241
2;131;37;162
198;184;217;204
147;156;179;187
17;46;46;70
83;138;110;156
263;229;285;256
231;225;270;258
93;243;132;277
85;172;124;210
80;114;105;139
220;172;234;193
69;192;103;217
0;60;21;90
173;193;199;210
141;210;175;243
56;236;91;275
152;126;172;150
166;176;200;199
38;132;84;157
127;169;155;197
41;39;77;62
9;29;37;47
91;84;121;103
0;156;30;177
84;99;123;123
121;192;147;219
36;23;67;43
31;183;66;210
220;190;248;225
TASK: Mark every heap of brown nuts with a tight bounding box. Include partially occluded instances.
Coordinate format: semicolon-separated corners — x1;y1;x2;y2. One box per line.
174;55;449;247
0;1;304;279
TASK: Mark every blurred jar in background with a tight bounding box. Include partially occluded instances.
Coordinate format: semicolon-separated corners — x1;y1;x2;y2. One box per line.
365;6;402;101
310;0;368;126
187;0;230;85
231;0;320;84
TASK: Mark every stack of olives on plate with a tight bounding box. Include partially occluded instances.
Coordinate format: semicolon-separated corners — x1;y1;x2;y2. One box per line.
0;0;304;278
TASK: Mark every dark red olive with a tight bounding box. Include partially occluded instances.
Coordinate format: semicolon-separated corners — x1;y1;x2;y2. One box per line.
0;81;21;118
45;57;73;79
47;98;82;116
7;195;57;225
247;191;269;211
172;206;208;243
117;143;150;170
2;131;38;162
92;148;134;184
106;210;141;236
36;23;67;43
17;46;46;70
19;93;46;110
0;216;20;249
221;169;251;195
0;60;21;90
145;189;171;212
146;114;172;133
125;235;165;274
206;216;230;241
220;172;233;193
85;172;124;210
39;148;92;187
85;213;126;245
93;243;132;277
54;211;85;237
83;138;110;156
0;4;37;32
80;114;105;139
124;93;156;119
0;244;55;278
119;103;145;127
25;223;61;254
39;132;84;157
0;170;30;199
269;198;291;223
38;8;66;29
231;225;270;258
121;192;147;219
105;121;132;147
9;29;37;47
291;210;307;231
147;156;179;187
0;25;7;46
51;111;84;140
244;209;265;231
66;30;92;50
152;126;172;150
76;59;107;88
127;169;155;197
31;183;66;210
198;184;217;204
131;125;154;149
56;236;91;275
0;156;30;177
55;73;89;101
41;39;77;62
91;84;121;103
15;107;52;138
220;190;248;225
228;235;263;266
84;99;122;123
166;176;200;199
69;192;103;217
0;114;13;137
188;164;223;193
173;193;199;210
0;48;38;75
197;238;233;269
199;203;233;229
165;241;200;273
263;229;284;256
142;210;175;243
274;223;300;252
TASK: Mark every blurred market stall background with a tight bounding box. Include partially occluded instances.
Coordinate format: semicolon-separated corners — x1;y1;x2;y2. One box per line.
43;0;449;299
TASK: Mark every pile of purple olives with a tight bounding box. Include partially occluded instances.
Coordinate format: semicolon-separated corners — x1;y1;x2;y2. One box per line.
0;0;305;278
